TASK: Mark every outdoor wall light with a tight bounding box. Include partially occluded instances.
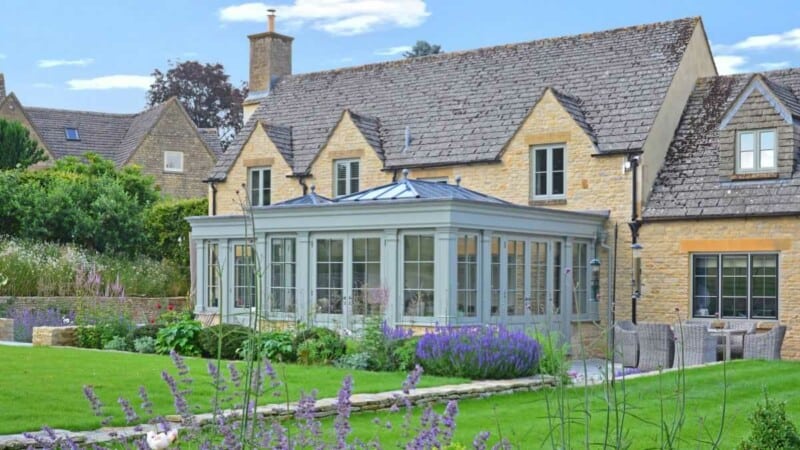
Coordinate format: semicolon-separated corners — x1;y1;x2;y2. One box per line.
590;258;601;302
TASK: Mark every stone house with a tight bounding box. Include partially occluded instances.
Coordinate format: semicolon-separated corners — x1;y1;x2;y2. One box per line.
191;15;727;352
0;79;222;198
192;15;800;359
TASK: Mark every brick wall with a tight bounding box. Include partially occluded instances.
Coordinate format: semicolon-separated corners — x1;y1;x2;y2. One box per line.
0;296;189;324
640;217;800;359
127;100;216;199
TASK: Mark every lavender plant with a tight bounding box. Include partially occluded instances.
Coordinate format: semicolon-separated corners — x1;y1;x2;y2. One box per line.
8;307;75;342
417;325;541;379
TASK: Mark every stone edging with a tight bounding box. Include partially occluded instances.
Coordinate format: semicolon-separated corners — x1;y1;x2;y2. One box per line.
0;375;556;449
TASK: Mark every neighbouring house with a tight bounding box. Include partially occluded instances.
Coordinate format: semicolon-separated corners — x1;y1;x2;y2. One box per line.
0;79;222;198
642;70;800;359
189;15;720;351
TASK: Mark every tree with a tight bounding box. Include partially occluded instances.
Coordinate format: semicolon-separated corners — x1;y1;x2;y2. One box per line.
147;61;248;149
404;41;443;58
0;118;47;169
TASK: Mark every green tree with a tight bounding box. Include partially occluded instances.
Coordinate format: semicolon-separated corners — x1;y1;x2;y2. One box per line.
404;41;443;58
0;118;46;169
145;197;207;269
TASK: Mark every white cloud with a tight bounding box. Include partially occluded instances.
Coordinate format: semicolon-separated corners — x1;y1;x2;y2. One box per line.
38;58;94;69
32;83;55;89
758;61;791;71
375;45;412;56
715;55;747;75
714;28;800;53
67;75;154;90
219;1;430;36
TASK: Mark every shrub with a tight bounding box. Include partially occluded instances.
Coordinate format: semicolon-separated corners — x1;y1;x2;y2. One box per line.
334;352;371;370
294;327;346;365
417;325;540;379
156;317;203;356
198;324;251;359
739;392;800;450
133;336;157;354
144;198;207;270
75;326;102;349
128;324;163;341
8;307;75;343
239;330;296;362
529;329;570;378
358;318;413;371
104;335;131;352
393;336;421;372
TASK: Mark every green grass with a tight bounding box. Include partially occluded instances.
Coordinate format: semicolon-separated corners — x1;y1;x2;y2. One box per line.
334;360;800;448
0;346;466;435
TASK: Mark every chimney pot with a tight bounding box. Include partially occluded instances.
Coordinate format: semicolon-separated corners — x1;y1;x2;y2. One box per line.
267;9;276;33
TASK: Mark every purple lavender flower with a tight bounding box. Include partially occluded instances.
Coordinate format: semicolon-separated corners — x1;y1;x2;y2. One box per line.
9;307;75;342
474;431;491;450
161;370;190;419
441;400;459;444
334;375;353;449
228;362;242;388
403;365;424;394
117;397;139;424
138;386;153;415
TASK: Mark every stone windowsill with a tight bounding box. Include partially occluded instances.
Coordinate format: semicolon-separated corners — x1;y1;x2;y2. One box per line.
730;172;779;181
529;198;567;206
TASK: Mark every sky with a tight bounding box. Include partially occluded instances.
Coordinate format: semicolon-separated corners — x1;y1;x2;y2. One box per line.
1;0;799;113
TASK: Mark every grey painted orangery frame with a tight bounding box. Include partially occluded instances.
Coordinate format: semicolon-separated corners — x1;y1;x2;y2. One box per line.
187;177;608;341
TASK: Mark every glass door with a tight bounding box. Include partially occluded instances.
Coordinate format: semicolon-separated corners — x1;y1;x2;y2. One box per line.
314;237;345;326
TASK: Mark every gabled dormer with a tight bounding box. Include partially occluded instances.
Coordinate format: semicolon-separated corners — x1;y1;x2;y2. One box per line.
718;74;800;181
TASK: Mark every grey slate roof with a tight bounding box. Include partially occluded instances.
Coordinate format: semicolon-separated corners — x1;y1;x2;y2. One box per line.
272;189;333;206
644;68;800;219
198;128;224;158
210;17;699;180
763;76;800;118
261;122;294;166
22;99;220;166
550;88;597;146
348;110;384;158
337;175;511;205
25;107;135;161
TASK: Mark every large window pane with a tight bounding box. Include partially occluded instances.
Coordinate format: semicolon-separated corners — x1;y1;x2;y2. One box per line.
760;130;775;150
404;235;435;317
507;240;525;316
352;237;381;316
233;244;256;308
692;255;718;317
751;255;778;319
316;238;343;314
721;255;748;318
270;238;295;313
457;235;478;318
529;241;547;316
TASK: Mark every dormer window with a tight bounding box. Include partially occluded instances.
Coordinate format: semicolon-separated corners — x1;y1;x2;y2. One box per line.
737;129;776;173
64;128;80;141
334;159;359;196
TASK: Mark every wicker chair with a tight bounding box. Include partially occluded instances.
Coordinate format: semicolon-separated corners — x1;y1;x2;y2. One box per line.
673;323;717;367
613;320;639;367
743;325;786;360
637;323;675;371
724;321;757;359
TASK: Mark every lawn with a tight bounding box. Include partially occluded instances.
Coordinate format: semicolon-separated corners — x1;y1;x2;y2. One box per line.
0;346;466;435
330;360;800;448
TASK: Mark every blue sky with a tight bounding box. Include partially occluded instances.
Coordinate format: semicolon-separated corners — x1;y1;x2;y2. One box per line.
1;0;799;113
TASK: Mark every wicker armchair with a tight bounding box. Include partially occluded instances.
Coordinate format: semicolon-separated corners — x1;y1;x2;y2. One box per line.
637;323;675;371
673;323;717;367
613;320;639;367
724;321;757;359
743;325;786;360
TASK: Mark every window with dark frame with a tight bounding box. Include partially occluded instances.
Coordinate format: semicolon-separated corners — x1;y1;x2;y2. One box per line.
692;253;778;319
335;159;360;196
249;167;271;206
64;127;80;141
531;145;565;198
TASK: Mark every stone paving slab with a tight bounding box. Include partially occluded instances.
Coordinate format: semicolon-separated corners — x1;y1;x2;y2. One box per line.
0;375;556;449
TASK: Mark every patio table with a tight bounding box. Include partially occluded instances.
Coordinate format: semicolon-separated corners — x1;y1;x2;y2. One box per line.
708;328;746;361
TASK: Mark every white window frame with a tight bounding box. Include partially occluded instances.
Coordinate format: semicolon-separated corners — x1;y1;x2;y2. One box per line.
268;236;296;316
456;233;480;320
691;252;779;320
530;144;567;199
400;232;436;320
334;159;360;196
232;242;257;310
736;129;776;173
206;242;220;309
164;151;184;173
249;167;272;206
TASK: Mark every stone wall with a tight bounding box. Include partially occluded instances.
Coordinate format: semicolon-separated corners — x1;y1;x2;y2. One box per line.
127;100;216;199
32;326;77;346
0;318;12;341
0;296;189;324
640;216;799;359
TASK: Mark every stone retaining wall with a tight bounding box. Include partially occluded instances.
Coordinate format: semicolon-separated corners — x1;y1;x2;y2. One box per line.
0;319;12;341
0;296;189;324
32;326;78;346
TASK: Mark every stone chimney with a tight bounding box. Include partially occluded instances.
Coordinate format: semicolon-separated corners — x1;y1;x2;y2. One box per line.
0;73;6;103
243;9;293;122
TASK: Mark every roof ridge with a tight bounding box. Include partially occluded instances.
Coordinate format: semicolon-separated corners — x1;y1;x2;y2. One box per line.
275;17;699;83
697;67;800;84
24;105;139;117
